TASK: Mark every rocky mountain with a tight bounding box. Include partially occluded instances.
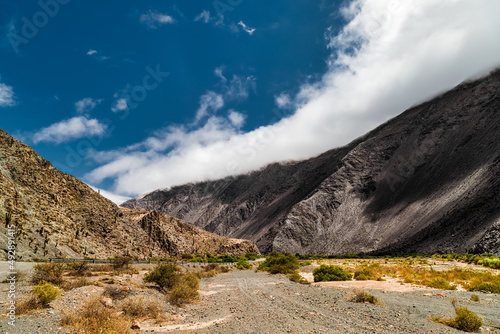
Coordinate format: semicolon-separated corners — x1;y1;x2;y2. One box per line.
0;129;258;260
124;69;500;256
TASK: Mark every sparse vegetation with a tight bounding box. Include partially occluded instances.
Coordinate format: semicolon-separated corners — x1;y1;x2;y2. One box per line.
31;263;64;285
169;272;200;306
103;285;130;300
431;298;483;332
289;273;310;285
354;269;373;280
62;277;92;291
235;260;251;270
350;289;380;305
258;252;300;274
143;263;180;291
313;265;351;282
66;261;89;276
18;281;61;314
426;277;457;290
60;297;131;334
120;296;167;321
470;294;480;302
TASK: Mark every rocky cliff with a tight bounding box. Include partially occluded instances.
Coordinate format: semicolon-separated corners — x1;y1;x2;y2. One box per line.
0;129;258;260
124;69;500;256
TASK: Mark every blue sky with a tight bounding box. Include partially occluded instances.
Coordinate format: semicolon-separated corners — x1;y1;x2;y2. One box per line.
1;1;500;203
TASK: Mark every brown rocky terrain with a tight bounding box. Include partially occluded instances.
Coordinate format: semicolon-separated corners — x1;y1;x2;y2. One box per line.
0;129;258;260
124;69;500;255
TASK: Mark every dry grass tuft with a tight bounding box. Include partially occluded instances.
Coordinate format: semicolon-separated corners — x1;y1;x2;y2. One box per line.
62;277;92;291
60;297;131;334
349;289;381;305
120;296;168;322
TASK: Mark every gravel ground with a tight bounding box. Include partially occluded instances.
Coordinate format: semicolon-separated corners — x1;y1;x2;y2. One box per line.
142;270;500;334
1;264;499;333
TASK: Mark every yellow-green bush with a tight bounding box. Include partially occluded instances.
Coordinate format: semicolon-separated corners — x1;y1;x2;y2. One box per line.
33;281;60;306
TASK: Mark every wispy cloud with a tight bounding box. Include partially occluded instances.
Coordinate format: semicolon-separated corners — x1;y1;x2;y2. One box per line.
33;116;107;144
140;10;175;29
195;91;224;122
86;0;500;197
75;97;102;113
111;97;128;113
238;21;256;35
0;82;15;107
86;49;110;61
194;10;211;24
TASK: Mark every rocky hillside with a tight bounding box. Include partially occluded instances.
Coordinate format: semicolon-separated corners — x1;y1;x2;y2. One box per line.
124;69;500;255
0;129;258;260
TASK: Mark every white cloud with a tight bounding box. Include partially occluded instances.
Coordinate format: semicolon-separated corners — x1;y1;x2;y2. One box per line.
214;66;227;83
224;75;256;100
275;93;292;109
33;116;107;144
111;98;128;113
194;10;211;23
140;10;175;29
195;91;224;122
228;110;245;128
75;97;101;113
0;82;15;107
89;185;132;205
86;49;97;56
86;0;500;197
238;21;256;35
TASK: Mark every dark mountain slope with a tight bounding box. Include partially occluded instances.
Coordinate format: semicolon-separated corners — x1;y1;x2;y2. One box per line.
124;70;500;255
0;129;258;260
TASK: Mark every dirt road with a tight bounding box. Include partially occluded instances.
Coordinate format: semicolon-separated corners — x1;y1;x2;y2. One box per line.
141;270;500;333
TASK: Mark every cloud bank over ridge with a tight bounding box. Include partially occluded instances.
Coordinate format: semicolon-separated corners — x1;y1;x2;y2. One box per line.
87;0;500;199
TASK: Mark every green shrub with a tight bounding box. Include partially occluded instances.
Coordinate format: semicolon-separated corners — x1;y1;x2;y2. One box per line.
354;269;372;280
191;256;205;263
169;273;200;306
33;281;61;306
235;260;251;270
218;255;238;263
257;252;300;274
313;265;351;282
244;253;259;261
143;264;180;290
289;273;310;285
470;294;480;302
432;299;483;332
452;307;483;332
426;277;457;290
299;260;312;267
181;253;193;260
468;282;500;294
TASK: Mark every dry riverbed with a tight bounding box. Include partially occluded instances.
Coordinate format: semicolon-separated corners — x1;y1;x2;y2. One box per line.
0;261;499;333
